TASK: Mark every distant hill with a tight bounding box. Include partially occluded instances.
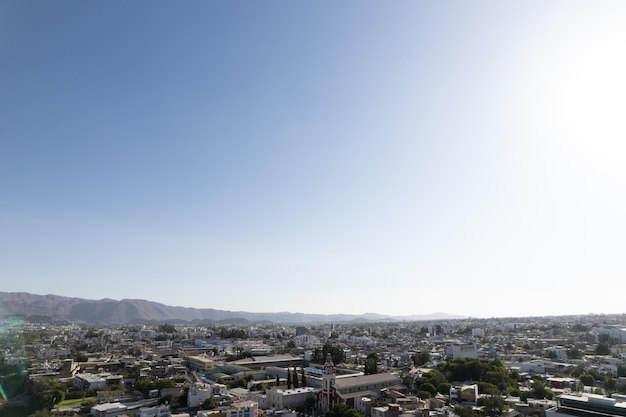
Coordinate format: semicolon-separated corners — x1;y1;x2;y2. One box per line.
0;292;466;325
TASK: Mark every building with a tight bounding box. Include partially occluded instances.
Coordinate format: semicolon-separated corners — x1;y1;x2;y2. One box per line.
138;405;171;417
229;354;304;371
91;402;128;417
545;346;568;361
446;343;478;359
74;373;122;391
197;400;258;417
371;404;400;417
320;353;336;413
330;373;404;409
186;355;216;372
546;393;626;417
356;397;373;417
471;329;486;338
450;384;478;405
266;387;318;409
188;383;215;408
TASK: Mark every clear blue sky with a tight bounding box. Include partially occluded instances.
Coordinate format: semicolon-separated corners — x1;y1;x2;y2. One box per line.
2;1;625;318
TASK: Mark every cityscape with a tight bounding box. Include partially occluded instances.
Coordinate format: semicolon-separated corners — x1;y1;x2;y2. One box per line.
3;1;626;417
2;293;626;417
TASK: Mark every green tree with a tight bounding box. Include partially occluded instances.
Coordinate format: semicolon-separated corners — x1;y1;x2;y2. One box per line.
596;343;611;355
530;380;554;399
478;382;499;395
326;403;363;417
580;373;595;386
606;376;617;393
419;382;437;396
454;405;481;417
301;367;307;387
568;347;583;359
314;343;346;365
417;390;432;400
293;368;300;388
179;386;189;407
287;367;292;389
364;357;378;375
413;351;431;366
201;396;217;409
29;379;66;410
478;394;505;416
437;382;452;395
158;324;176;333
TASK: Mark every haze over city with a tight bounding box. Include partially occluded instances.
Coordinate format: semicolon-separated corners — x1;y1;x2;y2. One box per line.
1;1;625;319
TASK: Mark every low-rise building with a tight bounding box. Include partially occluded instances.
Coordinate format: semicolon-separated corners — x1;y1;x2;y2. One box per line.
546;393;626;417
450;384;478;405
266;387;318;409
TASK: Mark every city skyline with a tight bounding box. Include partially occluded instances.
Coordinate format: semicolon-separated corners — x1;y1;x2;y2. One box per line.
2;1;626;319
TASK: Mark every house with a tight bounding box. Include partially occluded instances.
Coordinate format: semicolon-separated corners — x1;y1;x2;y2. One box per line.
450;384;478;405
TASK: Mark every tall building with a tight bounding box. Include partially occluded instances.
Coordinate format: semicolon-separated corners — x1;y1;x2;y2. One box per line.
320;353;336;413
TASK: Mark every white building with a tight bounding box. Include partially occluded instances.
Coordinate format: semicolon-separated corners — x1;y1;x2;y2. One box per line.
545;346;568;361
188;383;214;408
91;402;127;417
266;387;317;409
355;397;373;417
138;405;171;417
547;393;626;417
197;401;257;417
446;343;478;359
75;373;122;391
450;384;478;404
471;328;485;338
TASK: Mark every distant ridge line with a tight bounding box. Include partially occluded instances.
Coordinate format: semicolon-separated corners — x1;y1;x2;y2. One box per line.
0;291;467;324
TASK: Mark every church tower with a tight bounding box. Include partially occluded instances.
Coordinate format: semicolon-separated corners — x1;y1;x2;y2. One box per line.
320;353;336;412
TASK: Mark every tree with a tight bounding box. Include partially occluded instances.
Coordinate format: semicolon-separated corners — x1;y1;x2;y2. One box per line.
326;403;363;417
179;387;189;407
596;343;611;355
417;390;431;400
568;347;583;359
478;382;499;395
530;380;554;399
364;356;378;375
30;379;65;411
293;368;299;388
301;367;307;387
478;394;505;416
314;342;346;365
419;382;437;396
158;324;176;333
606;376;617;393
413;351;431;366
287;367;292;389
201;396;217;410
580;373;595;386
437;382;452;395
454;406;481;417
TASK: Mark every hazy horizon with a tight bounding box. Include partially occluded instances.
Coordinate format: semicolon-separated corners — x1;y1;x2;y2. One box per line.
2;1;626;319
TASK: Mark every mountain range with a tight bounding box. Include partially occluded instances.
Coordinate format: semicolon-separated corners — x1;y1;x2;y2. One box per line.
0;292;465;325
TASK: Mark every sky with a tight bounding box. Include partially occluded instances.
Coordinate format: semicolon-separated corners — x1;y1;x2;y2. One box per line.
1;1;626;319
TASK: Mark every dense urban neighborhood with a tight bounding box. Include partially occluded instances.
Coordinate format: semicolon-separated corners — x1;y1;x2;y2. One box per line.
3;313;626;417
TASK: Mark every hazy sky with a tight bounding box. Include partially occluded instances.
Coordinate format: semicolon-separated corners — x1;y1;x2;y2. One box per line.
2;1;625;318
